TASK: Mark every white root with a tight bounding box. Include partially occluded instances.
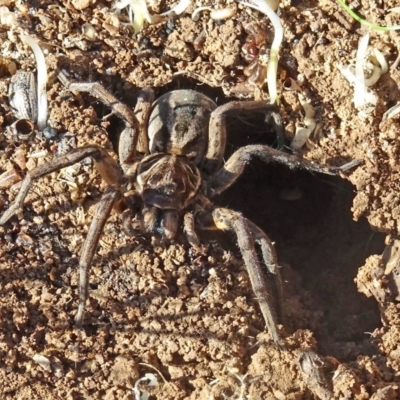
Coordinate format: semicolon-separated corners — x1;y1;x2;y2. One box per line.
20;34;48;131
338;34;388;116
115;0;191;33
291;94;316;150
383;103;400;120
192;6;237;21
133;373;158;400
162;0;191;17
238;0;283;104
354;34;371;109
372;48;388;74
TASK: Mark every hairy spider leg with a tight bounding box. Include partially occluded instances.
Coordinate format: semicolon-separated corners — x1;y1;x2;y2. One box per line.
57;71;153;168
201;207;284;347
204;101;279;175
0;145;125;325
75;187;121;326
207;144;334;197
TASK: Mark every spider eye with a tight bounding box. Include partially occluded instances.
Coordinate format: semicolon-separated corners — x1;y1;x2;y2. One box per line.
157;185;176;197
174;121;190;135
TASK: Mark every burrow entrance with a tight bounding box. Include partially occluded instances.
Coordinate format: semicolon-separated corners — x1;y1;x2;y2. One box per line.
100;75;385;361
218;110;385;361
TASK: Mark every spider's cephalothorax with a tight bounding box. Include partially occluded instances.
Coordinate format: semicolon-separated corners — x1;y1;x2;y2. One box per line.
148;90;217;165
0;72;348;346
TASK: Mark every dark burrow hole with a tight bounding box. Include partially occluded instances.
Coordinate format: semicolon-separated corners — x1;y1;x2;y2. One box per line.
218;111;386;361
95;75;386;360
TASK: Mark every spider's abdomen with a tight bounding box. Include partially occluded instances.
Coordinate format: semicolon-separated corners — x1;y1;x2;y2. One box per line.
148;90;217;166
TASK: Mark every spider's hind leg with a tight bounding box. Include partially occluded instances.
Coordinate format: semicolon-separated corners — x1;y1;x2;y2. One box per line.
199;207;284;346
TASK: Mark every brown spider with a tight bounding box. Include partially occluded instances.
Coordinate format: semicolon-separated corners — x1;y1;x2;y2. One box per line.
0;71;351;346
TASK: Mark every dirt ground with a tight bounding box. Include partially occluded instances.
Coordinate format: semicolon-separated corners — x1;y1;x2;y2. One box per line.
0;0;400;398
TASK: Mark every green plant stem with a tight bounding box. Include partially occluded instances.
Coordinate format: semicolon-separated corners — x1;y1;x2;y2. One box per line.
337;0;400;31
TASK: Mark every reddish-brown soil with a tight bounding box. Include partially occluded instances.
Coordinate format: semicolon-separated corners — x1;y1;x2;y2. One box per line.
0;0;399;398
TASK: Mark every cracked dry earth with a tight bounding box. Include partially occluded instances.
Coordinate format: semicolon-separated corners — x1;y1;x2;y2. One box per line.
0;0;400;399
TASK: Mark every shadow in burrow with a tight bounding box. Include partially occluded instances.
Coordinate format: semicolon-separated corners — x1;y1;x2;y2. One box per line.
216;110;386;361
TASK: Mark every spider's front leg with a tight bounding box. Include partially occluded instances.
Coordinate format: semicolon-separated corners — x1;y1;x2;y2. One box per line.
0;145;124;325
57;70;154;166
207;144;335;197
202;100;358;196
198;207;284;346
203;100;278;175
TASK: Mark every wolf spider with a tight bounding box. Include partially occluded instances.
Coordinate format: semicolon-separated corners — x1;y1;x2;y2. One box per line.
0;71;351;345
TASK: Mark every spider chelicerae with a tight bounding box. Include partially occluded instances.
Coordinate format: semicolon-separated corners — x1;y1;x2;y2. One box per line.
0;70;354;346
